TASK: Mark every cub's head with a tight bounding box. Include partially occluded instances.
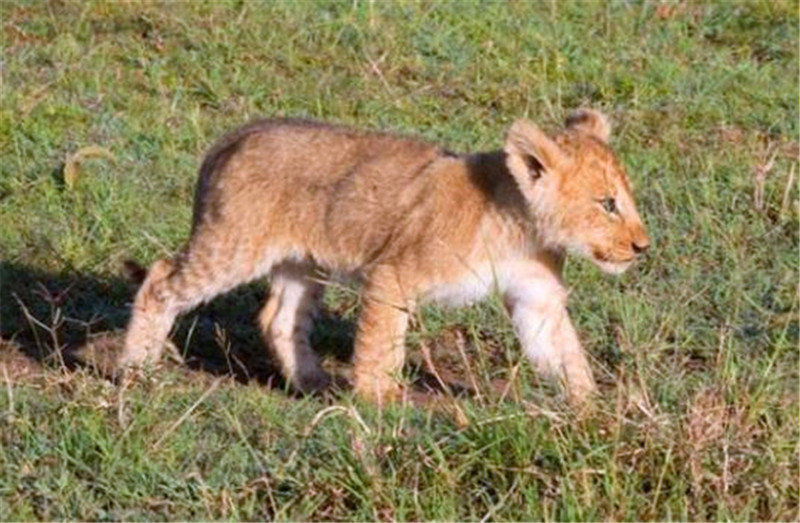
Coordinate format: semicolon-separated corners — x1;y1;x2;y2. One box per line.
504;109;650;274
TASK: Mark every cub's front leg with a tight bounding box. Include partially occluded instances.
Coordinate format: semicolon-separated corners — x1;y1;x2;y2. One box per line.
352;267;415;404
505;271;596;404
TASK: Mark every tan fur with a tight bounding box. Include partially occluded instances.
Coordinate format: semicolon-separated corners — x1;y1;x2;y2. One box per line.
119;110;649;404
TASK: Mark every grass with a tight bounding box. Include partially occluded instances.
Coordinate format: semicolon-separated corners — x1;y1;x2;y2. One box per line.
1;0;798;520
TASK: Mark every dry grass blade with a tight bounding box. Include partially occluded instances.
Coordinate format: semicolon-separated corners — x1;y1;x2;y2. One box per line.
2;364;13;417
753;144;777;212
454;330;483;404
151;378;222;450
418;341;450;395
480;477;519;523
12;292;66;368
780;163;796;217
63;145;116;189
419;341;469;427
304;404;371;437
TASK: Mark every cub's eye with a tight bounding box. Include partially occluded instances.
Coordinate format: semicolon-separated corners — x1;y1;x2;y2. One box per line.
600;197;617;214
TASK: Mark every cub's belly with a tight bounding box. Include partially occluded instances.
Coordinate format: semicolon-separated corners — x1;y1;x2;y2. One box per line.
422;267;500;307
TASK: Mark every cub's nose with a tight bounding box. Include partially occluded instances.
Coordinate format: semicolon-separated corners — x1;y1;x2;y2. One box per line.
632;239;650;255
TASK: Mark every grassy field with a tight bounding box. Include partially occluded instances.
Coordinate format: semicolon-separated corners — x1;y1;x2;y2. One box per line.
1;0;798;520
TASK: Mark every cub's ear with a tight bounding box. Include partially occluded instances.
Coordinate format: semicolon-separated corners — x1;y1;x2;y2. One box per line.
565;108;611;143
504;119;571;180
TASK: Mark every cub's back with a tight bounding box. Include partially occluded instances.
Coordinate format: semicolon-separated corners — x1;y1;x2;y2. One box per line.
197;119;443;187
190;119;457;268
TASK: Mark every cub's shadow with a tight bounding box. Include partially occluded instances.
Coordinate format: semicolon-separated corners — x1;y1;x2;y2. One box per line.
0;261;354;386
0;262;464;397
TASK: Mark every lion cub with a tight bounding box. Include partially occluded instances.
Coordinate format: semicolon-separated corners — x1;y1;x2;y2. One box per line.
119;110;649;404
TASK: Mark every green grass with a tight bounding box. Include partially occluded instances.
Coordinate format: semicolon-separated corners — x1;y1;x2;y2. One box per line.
1;0;798;520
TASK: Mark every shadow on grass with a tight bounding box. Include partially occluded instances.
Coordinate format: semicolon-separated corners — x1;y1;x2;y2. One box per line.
0;261;472;398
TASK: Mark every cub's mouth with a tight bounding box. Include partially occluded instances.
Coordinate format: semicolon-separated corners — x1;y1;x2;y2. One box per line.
594;258;634;275
591;249;635;275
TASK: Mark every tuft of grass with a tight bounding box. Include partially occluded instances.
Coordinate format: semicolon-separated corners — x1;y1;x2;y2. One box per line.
1;1;798;520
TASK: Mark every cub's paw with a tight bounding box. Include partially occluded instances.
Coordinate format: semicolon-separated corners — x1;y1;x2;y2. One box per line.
113;363;150;388
294;369;333;395
353;377;402;405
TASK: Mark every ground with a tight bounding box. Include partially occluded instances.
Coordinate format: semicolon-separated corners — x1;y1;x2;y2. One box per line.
0;1;798;520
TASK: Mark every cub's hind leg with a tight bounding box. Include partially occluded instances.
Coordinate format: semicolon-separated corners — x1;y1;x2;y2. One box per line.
119;237;275;371
259;264;330;393
118;258;178;369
